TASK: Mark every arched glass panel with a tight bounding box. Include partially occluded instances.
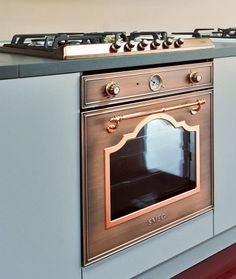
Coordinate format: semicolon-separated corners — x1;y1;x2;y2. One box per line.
110;118;196;221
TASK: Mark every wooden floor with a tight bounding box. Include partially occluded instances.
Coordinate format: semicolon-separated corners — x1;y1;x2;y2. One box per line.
172;243;236;279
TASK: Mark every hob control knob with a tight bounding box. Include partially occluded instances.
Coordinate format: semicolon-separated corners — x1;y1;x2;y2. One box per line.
125;40;136;51
189;72;202;83
174;38;184;47
151;39;162;49
110;41;122;52
163;38;173;48
105;82;121;96
138;39;149;50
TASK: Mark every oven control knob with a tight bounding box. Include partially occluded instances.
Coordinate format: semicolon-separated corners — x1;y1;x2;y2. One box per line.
163;38;173;48
125;40;136;51
110;41;122;52
189;72;202;83
151;39;162;49
138;39;149;50
174;38;184;47
105;82;121;96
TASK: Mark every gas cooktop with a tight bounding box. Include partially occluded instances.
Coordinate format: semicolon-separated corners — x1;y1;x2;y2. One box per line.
0;31;214;60
172;28;236;39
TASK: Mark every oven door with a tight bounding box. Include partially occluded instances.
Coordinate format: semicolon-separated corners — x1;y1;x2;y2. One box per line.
81;90;212;265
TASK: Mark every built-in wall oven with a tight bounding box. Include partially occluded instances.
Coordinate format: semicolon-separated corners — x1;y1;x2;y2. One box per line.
81;61;213;265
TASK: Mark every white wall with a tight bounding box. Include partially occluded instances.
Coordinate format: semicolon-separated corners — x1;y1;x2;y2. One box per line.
0;0;235;41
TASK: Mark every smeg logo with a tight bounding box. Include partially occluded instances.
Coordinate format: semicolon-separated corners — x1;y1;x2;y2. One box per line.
147;213;167;226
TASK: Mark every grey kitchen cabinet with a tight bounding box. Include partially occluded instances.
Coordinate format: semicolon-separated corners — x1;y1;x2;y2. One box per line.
0;72;215;279
135;226;236;279
0;74;82;279
214;57;236;234
0;57;236;279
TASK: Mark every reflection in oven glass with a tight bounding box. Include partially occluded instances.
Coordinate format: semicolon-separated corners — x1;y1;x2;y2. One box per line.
110;118;196;220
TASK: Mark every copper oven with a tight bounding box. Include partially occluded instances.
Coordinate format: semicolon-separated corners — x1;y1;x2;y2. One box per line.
81;62;213;265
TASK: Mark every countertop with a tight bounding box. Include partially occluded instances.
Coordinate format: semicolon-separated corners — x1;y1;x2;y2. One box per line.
0;42;236;79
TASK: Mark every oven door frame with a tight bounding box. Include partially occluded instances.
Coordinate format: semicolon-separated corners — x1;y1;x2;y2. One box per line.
104;112;201;228
81;90;213;265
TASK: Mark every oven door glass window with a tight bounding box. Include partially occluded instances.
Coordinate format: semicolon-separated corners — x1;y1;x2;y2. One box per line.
105;115;200;227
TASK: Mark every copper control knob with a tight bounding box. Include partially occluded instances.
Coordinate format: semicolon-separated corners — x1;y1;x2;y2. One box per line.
105;82;121;96
189;72;202;83
125;40;136;51
163;38;173;48
151;39;162;49
174;38;184;48
138;39;149;50
110;41;122;52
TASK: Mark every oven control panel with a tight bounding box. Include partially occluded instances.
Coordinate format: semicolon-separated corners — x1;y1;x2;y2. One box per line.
81;62;213;108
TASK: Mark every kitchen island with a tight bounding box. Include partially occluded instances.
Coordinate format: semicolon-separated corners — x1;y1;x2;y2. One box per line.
0;42;235;279
1;42;236;78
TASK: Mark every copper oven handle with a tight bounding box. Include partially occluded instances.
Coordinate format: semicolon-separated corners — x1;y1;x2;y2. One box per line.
107;99;206;133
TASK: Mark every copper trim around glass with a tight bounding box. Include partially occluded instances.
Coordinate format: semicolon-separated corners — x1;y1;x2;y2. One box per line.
104;113;201;228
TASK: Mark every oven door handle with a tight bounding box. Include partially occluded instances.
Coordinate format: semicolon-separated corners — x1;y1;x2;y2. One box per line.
107;99;206;133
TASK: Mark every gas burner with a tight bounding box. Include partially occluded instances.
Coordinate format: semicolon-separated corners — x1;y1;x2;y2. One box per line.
129;31;168;41
172;28;215;38
4;32;127;49
217;28;236;38
172;28;236;39
0;31;215;60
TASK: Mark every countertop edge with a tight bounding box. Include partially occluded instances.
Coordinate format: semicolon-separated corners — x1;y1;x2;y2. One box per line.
0;65;18;79
0;43;236;79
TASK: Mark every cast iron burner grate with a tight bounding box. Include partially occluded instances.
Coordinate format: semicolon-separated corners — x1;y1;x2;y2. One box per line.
3;31;171;51
172;27;236;38
0;30;215;59
3;32;128;51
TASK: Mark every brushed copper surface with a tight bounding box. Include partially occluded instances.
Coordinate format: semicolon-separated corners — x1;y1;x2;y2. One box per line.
0;38;214;60
63;38;214;59
106;99;206;133
81;89;213;265
105;113;201;228
82;62;213;108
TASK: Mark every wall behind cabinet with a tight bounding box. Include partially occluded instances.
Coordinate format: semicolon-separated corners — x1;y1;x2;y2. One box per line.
0;0;235;41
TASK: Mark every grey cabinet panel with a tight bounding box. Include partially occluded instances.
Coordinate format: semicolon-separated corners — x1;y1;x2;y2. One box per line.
214;57;236;234
82;211;213;279
0;74;81;279
135;226;236;279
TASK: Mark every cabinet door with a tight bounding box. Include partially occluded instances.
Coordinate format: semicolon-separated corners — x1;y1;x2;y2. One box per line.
0;74;81;279
214;57;236;234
